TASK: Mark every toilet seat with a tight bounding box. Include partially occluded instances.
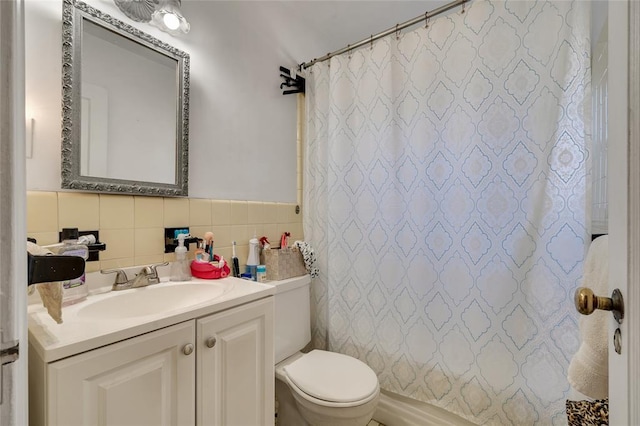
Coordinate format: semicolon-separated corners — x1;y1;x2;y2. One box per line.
283;350;379;406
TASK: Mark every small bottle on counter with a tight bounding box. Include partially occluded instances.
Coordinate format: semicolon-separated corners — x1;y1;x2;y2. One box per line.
57;228;89;306
246;234;260;281
256;265;267;282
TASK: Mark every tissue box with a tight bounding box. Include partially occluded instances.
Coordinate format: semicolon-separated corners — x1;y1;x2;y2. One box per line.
261;247;307;281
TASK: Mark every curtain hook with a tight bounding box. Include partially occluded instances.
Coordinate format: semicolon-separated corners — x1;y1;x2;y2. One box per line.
425;12;429;29
370;34;373;50
461;1;466;14
396;23;400;40
347;44;351;60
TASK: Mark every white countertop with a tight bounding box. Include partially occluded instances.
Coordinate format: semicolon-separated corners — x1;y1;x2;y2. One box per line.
28;276;275;363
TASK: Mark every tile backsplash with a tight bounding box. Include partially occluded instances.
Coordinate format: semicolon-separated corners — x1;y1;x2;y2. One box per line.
27;191;303;273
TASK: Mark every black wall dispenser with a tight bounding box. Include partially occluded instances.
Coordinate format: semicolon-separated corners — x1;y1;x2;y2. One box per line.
57;229;106;262
164;227;201;253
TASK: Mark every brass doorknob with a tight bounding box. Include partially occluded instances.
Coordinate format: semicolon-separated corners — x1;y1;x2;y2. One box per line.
574;287;624;324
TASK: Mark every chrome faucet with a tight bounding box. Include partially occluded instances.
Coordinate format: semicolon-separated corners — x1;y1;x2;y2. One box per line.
101;262;169;291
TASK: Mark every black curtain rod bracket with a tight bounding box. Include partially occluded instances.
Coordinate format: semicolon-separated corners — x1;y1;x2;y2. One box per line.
279;66;305;95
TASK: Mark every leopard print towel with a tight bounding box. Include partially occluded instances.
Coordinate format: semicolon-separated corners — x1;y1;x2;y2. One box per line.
566;398;608;426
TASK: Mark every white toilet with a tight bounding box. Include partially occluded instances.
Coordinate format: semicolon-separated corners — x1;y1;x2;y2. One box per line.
273;275;380;426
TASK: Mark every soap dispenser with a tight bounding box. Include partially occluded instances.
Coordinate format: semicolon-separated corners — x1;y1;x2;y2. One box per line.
170;233;191;281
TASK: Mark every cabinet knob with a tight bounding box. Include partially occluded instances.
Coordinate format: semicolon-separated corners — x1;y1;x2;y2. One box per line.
183;343;194;355
206;337;217;348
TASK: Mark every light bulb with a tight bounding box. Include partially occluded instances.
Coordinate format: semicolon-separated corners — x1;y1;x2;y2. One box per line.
162;13;181;30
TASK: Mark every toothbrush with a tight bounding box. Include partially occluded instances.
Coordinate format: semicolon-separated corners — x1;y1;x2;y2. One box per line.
232;241;240;277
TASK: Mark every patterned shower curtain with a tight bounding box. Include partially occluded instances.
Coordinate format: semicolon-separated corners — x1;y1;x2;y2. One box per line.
303;1;591;424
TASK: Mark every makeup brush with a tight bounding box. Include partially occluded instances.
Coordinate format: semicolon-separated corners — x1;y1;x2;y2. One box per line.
204;231;214;261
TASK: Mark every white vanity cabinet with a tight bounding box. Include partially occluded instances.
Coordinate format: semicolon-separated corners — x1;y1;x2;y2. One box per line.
29;297;274;426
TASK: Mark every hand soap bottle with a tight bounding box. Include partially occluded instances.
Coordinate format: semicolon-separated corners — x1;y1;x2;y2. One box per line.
170;234;191;281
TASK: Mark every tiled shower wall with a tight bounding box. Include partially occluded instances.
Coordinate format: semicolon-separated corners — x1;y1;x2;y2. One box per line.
26;191;303;273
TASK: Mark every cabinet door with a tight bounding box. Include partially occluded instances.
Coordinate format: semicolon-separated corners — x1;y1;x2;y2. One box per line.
47;321;196;426
197;297;274;426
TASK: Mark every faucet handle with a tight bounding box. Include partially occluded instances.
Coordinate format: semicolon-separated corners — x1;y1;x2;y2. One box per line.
101;269;129;287
147;262;169;283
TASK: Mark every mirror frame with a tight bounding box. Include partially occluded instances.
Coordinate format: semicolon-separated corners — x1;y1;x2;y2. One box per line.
61;0;190;196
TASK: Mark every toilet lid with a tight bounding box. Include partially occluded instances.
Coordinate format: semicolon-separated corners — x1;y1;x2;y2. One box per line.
283;350;378;403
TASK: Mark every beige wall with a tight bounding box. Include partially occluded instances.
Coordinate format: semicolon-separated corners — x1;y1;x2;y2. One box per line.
27;191;303;274
26;0;299;202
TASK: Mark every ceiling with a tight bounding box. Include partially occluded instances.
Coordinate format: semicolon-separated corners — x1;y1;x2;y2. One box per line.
242;0;454;66
287;1;452;55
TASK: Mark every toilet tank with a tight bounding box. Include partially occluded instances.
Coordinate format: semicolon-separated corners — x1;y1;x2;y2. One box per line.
272;274;312;364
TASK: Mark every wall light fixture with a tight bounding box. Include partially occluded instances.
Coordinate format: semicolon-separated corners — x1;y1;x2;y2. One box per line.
113;0;190;36
150;0;190;35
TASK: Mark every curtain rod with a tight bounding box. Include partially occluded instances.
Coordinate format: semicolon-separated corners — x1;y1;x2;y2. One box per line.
299;0;469;70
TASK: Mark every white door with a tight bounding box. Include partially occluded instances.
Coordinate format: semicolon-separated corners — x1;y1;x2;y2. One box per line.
0;0;27;425
607;0;638;424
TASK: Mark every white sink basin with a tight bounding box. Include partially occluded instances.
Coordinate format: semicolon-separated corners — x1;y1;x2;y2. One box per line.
77;282;233;320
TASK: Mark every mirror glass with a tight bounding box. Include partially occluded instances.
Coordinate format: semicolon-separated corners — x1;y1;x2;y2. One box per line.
61;0;190;196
